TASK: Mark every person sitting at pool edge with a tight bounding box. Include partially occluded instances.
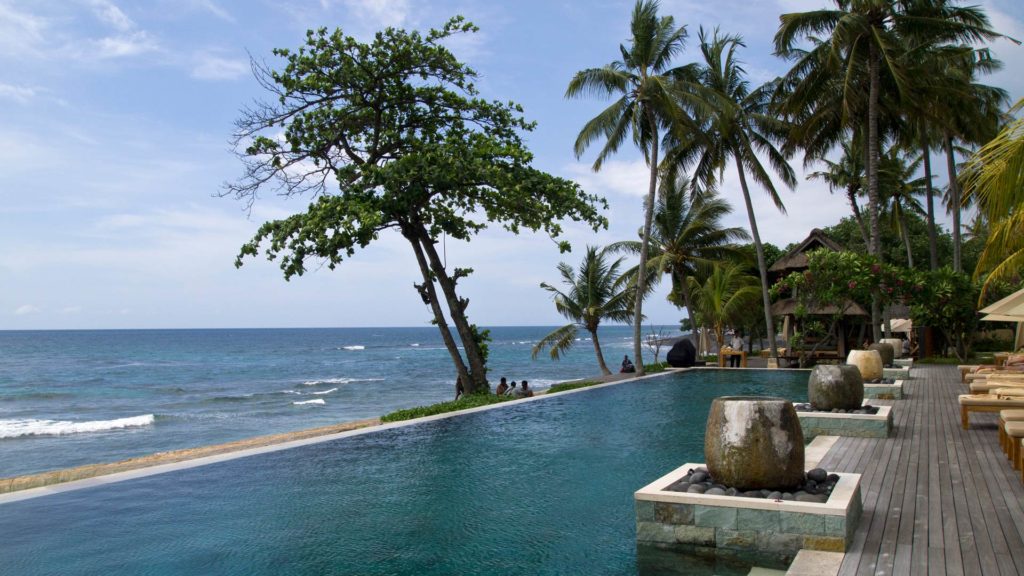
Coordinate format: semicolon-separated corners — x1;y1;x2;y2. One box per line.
505;381;517;396
621;355;636;373
514;380;534;398
495;377;508;396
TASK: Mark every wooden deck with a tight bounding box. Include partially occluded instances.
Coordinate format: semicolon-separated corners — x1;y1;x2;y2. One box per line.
817;364;1024;575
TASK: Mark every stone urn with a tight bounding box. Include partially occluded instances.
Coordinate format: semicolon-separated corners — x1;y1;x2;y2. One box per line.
868;343;895;367
847;349;883;382
880;338;903;359
808;364;864;411
704;396;805;491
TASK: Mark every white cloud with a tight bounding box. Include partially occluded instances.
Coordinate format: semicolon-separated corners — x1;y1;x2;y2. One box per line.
191;0;234;23
0;83;36;104
0;2;48;59
340;0;410;28
14;304;39;315
191;54;248;80
92;30;160;58
564;158;652;199
88;0;135;32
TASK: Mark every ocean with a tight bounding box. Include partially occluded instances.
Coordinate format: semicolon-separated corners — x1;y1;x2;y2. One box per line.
0;325;680;478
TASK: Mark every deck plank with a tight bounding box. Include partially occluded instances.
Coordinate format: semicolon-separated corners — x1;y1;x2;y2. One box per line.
830;364;1024;575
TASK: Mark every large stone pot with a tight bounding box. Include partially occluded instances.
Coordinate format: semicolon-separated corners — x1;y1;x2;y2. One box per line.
809;364;864;411
847;350;883;382
704;396;805;491
868;343;895;367
881;338;904;359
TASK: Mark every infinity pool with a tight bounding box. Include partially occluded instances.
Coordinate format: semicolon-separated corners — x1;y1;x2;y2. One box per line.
0;369;808;575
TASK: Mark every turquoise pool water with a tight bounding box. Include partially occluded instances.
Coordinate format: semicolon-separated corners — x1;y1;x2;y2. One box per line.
0;370;808;575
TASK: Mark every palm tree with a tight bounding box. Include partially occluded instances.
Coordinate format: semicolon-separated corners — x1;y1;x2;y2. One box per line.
775;0;1001;338
533;246;635;375
961;98;1024;297
688;262;761;352
808;137;869;247
878;146;926;268
668;28;795;358
565;0;697;375
608;175;749;347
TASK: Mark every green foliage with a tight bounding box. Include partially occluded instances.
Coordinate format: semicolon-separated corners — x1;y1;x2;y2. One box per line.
469;324;491;367
825;214;958;272
380;393;512;422
643;362;670;373
906;267;981;361
546;380;601;394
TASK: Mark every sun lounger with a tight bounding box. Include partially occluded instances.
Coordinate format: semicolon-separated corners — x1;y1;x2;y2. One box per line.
969;380;1024;394
995;388;1024;399
959;394;1024;429
1003;421;1024;471
999;410;1024;452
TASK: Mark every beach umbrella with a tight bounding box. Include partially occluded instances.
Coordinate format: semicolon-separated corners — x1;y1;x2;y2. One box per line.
980;287;1024;317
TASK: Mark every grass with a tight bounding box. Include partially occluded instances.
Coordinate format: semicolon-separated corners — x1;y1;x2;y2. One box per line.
643;362;670;373
545;380;601;394
380;393;514;422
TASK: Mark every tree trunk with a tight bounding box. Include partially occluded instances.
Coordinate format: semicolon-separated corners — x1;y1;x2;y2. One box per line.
944;135;962;273
867;45;883;343
848;186;870;248
403;228;472;389
415;226;489;394
674;270;699;348
633;110;659;376
589;327;611;375
922;143;939;270
734;156;778;358
900;211;914;269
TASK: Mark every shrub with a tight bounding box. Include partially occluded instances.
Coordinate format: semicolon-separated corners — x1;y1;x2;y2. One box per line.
546;380;600;394
381;393;513;422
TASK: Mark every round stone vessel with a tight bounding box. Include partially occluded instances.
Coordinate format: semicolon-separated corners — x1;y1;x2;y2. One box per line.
809;364;864;411
704;396;805;491
847;349;883;381
868;343;895;367
880;338;904;359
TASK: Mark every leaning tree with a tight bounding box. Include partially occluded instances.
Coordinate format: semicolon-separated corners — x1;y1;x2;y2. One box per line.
226;18;607;394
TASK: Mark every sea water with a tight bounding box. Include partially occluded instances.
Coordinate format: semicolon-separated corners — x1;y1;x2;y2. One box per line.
0;326;678;477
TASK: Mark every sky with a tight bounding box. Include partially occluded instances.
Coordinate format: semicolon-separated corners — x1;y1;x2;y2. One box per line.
1;0;1022;330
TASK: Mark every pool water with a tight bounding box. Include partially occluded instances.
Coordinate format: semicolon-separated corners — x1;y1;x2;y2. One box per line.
0;370;808;575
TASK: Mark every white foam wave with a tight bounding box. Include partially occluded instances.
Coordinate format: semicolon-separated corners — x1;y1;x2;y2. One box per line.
0;414;155;439
293;399;325;406
302;377;385;386
410;343;420;347
281;390;301;395
311;388;337;395
341;345;365;351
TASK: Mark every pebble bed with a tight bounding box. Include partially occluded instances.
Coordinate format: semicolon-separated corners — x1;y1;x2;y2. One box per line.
865;377;896;384
793;403;881;415
665;467;839;503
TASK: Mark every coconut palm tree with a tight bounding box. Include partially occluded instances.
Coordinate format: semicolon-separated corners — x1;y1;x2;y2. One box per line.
878;146;927;268
667;28;795;358
607;174;749;347
807;137;869;247
533;246;635;375
688;262;761;352
961;98;1024;297
565;0;698;375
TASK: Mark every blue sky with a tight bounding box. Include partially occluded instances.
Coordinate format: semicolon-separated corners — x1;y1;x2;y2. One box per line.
2;0;1022;330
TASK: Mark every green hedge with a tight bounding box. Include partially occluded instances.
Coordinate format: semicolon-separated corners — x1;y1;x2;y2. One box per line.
381;393;513;422
545;380;600;394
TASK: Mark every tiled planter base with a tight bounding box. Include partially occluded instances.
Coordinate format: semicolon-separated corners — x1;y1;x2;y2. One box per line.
893;359;913;369
883;367;910;380
636;463;863;568
797;405;893;438
864;380;903;400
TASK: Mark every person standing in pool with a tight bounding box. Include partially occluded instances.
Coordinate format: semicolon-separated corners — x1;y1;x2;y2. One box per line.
495;377;509;396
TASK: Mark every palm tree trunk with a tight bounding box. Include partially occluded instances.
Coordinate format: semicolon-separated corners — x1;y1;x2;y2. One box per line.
589;328;611;375
900;211;914;269
848;187;869;248
633;110;659;376
734;156;778;358
922;143;939;270
415;227;489;394
674;270;699;348
867;45;883;343
404;229;472;389
944;135;962;273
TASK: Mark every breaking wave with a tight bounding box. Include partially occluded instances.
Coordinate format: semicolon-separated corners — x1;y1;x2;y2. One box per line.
293;399;325;406
301;377;384;386
0;414;156;439
341;345;365;351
